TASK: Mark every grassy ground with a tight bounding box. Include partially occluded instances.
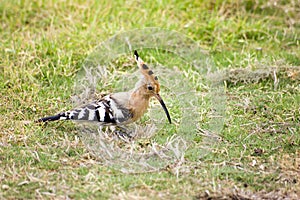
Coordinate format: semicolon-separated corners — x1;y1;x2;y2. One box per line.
1;0;300;199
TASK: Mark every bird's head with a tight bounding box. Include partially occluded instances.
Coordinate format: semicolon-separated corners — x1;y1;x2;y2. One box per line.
133;50;171;124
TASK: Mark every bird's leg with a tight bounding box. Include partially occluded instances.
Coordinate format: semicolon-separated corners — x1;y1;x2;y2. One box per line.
112;126;133;142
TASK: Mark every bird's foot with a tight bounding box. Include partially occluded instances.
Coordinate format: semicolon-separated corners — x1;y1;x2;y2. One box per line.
113;126;133;142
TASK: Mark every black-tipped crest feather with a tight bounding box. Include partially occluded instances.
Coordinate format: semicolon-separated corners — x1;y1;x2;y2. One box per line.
134;50;139;60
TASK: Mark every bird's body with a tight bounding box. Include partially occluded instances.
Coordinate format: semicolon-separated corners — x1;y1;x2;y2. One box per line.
37;51;171;127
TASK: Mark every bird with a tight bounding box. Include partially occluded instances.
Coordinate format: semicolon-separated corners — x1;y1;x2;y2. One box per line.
36;51;172;134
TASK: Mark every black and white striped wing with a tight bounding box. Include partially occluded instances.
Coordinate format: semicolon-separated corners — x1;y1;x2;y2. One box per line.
37;96;132;125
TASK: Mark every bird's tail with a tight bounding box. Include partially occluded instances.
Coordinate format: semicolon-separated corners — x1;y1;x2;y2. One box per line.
36;112;70;123
36;101;110;123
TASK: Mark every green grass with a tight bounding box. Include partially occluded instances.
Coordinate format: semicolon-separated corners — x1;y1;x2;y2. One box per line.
1;0;300;199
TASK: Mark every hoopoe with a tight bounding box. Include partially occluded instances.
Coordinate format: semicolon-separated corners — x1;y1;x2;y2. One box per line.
37;51;171;131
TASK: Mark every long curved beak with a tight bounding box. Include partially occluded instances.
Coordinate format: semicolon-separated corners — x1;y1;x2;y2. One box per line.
154;93;172;124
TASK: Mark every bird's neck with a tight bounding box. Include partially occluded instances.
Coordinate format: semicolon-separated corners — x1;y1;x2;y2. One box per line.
128;90;151;122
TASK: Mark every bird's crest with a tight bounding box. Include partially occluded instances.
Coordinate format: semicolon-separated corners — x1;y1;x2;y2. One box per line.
134;50;160;92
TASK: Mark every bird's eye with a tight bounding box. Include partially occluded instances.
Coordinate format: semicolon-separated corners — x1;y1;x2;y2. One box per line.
147;85;153;91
